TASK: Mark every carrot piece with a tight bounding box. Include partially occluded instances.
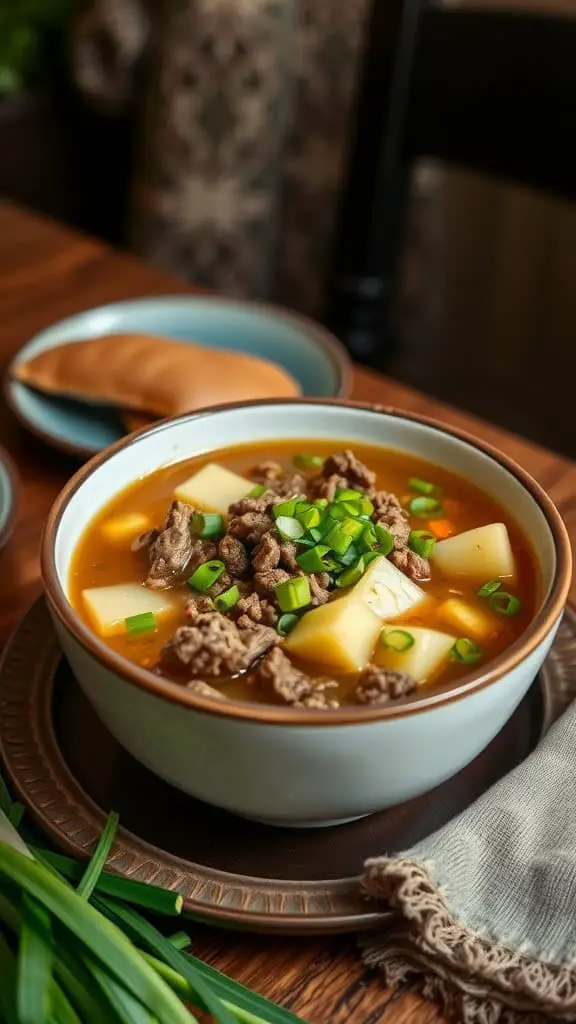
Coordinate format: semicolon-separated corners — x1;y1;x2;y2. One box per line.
430;519;455;540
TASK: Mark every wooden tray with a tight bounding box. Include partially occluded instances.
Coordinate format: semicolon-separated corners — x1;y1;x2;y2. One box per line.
1;599;575;935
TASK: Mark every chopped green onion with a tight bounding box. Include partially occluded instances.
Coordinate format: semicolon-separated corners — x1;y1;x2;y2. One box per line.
314;498;329;510
328;501;360;520
409;496;444;519
358;524;377;553
335;555;368;588
125;612;157;635
409;529;436;558
77;811;119;901
247;484;267;497
335;488;363;502
293;453;324;470
275;516;305;541
477;579;502;598
489;591;521;616
381;629;415;652
408;477;436;495
374;523;394;555
362;551;380;567
296;544;337;573
324;523;354;555
214;586;240;613
187;560;225;592
275;576;311;612
277;613;300;636
340;517;364;540
335;542;359;567
190;513;224;539
451;638;483;664
308;526;324;543
296;505;322;531
273;499;298;519
357;498;374;516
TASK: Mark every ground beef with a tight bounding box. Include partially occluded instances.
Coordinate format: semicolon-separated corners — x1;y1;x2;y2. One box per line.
234;592;278;629
252;532;281;571
279;541;299;571
371;490;411;551
390;548;430;581
131;528;159;553
249;461;306;498
308;572;331;606
189;538;219;571
228;491;283;516
254;648;339;708
309;473;349;503
187;679;226;699
162;612;277;676
355;665;416;705
254;568;291;598
372;490;404;520
146;501;197;589
206;570;234;597
228;512;275;543
322;450;376;492
185;595;214;622
218;535;249;577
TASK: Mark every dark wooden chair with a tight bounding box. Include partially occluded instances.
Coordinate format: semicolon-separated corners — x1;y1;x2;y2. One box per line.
326;2;576;366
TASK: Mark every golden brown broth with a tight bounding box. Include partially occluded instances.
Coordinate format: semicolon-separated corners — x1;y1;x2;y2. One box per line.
69;440;539;704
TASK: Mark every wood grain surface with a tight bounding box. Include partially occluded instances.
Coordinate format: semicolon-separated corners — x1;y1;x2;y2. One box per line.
0;200;574;1024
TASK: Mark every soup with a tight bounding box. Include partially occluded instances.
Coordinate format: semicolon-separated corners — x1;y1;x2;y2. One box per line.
70;441;538;709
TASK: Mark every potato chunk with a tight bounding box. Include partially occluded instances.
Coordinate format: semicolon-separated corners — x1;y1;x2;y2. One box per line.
431;523;515;582
174;463;252;515
375;625;456;684
437;597;495;641
82;583;178;638
100;512;151;544
285;556;425;673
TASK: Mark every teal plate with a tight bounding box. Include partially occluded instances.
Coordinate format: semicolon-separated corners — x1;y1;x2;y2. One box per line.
6;296;351;459
0;446;16;553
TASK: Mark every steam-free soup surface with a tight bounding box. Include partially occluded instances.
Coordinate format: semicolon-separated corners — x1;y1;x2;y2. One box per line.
70;441;538;709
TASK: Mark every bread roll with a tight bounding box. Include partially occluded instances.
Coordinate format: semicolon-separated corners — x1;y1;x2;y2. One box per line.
13;333;301;416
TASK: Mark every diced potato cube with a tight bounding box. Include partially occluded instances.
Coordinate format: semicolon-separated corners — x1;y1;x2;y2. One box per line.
375;625;456;684
100;512;151;544
174;463;252;515
431;523;515;582
285;556;425;673
437;597;495;641
82;583;178;638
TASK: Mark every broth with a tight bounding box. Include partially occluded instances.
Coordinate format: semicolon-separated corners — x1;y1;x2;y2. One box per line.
69;440;539;708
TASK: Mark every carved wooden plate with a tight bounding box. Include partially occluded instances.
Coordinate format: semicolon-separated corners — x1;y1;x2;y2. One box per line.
1;599;575;935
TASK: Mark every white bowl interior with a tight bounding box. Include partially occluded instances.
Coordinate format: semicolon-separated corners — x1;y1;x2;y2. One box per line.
53;404;556;614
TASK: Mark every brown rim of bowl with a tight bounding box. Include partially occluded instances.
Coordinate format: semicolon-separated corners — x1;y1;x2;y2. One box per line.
0;443;17;554
4;295;352;460
41;399;573;727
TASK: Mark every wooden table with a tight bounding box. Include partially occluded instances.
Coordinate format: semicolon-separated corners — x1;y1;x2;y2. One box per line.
0;201;574;1024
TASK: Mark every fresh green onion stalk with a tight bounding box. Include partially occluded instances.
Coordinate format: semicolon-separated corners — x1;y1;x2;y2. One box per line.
0;777;308;1024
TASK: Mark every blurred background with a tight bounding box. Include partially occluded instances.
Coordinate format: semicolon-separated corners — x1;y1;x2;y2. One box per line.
2;0;576;457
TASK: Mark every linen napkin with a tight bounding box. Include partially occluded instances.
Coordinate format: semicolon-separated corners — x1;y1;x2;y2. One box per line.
361;698;576;1023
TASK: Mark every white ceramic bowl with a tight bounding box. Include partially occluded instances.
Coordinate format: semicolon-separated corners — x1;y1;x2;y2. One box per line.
41;401;572;827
